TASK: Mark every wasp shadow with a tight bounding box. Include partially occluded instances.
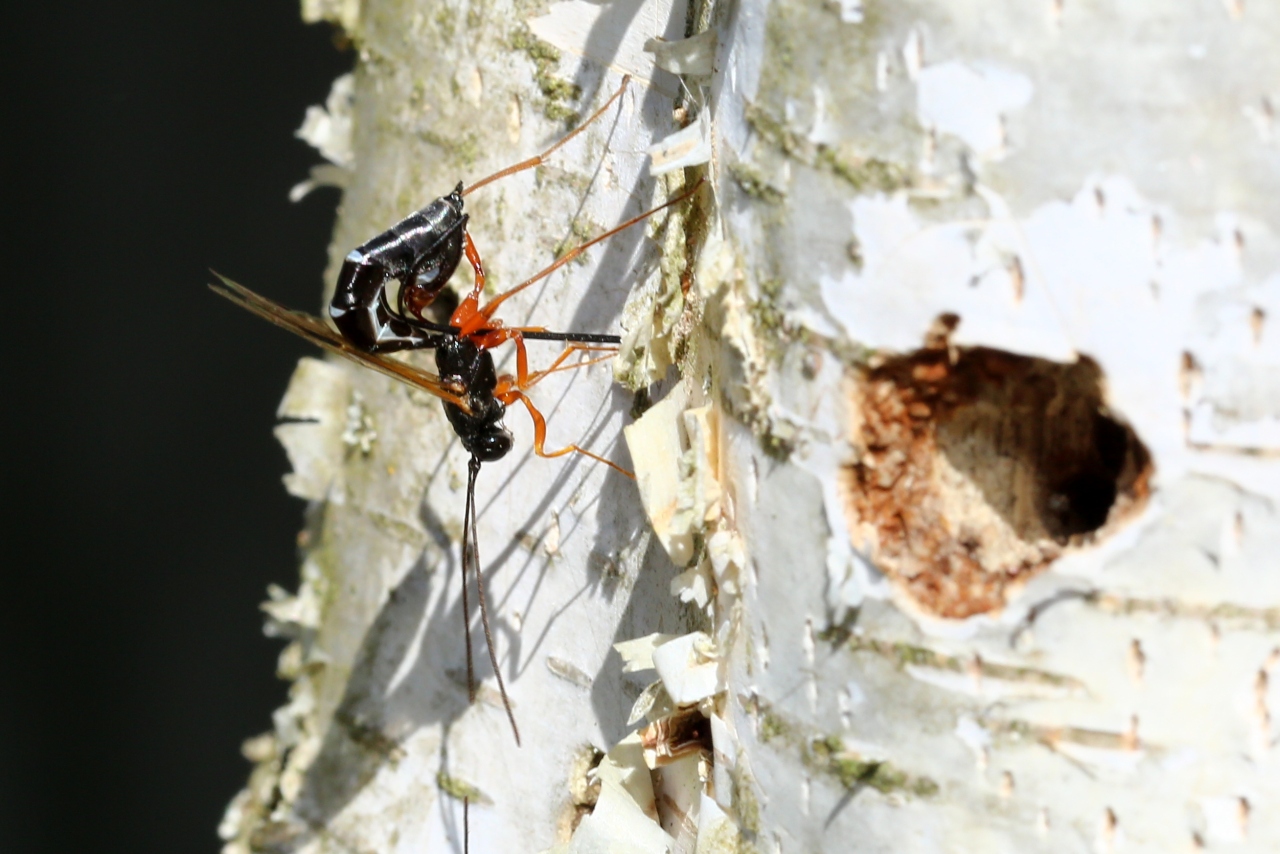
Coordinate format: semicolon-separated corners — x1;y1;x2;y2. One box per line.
272;499;477;849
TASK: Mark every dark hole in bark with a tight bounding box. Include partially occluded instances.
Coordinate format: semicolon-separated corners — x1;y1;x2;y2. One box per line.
842;329;1153;618
932;349;1150;546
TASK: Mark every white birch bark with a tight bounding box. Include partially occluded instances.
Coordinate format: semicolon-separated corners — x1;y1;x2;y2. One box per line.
221;1;1280;852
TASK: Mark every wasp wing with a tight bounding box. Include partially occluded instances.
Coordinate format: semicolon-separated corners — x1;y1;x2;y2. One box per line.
209;273;468;410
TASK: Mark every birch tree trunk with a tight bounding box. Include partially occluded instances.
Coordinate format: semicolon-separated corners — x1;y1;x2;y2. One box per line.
220;1;1280;852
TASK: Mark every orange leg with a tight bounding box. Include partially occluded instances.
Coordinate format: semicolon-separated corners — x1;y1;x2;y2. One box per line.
488;340;631;476
498;388;633;478
521;342;619;388
451;231;505;339
447;242;616;358
495;335;616;395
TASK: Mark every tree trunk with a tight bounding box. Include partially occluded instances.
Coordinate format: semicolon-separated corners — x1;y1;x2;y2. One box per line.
221;1;1280;852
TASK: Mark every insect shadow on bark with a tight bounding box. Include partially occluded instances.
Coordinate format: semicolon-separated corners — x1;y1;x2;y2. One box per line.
284;500;467;843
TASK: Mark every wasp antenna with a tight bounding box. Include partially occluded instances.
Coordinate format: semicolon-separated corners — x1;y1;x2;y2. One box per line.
463;76;632;197
480;177;704;320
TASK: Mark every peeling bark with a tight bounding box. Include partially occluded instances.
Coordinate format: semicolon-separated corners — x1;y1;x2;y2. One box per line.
222;1;1280;852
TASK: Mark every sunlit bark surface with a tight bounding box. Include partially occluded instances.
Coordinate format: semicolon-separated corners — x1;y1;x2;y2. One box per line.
221;2;1280;852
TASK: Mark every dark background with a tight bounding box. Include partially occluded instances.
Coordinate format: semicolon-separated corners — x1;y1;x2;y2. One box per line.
5;3;352;851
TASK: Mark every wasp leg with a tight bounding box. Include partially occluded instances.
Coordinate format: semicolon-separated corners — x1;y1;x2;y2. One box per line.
521;343;619;387
449;231;500;339
497;387;633;478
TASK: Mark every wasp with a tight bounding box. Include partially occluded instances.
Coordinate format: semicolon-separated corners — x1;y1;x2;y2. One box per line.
213;76;696;751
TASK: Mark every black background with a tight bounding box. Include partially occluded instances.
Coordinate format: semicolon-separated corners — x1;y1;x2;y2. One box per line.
5;3;352;851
